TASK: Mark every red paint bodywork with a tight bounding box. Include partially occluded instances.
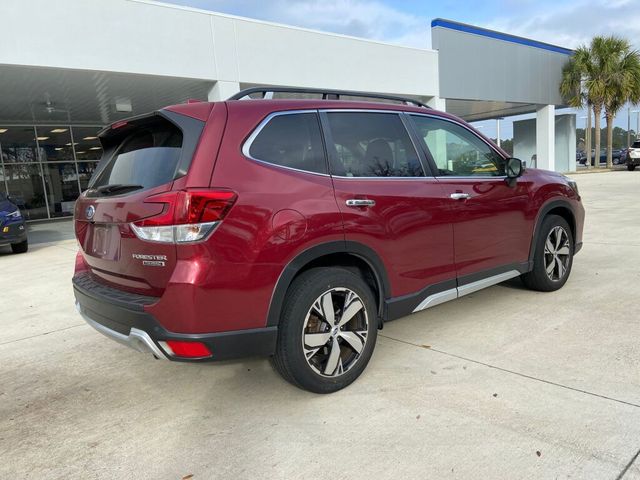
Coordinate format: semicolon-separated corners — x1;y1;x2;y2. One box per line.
74;99;584;334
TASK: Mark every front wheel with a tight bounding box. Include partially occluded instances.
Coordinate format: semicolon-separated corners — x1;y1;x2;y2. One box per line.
628;164;636;171
521;215;574;292
271;267;378;393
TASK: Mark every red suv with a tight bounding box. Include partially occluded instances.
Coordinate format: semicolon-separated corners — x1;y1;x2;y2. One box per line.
73;88;584;393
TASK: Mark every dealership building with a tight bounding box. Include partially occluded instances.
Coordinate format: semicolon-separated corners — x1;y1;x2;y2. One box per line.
0;0;576;221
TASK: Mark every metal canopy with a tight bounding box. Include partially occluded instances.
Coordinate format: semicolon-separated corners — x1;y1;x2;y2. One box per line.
445;99;540;122
0;64;214;125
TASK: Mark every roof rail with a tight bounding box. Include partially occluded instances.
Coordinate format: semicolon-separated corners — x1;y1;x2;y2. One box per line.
228;86;430;109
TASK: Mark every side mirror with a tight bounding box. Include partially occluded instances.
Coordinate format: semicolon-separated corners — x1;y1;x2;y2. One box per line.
506;157;524;179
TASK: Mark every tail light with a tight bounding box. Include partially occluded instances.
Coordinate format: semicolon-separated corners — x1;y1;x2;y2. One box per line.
130;189;236;244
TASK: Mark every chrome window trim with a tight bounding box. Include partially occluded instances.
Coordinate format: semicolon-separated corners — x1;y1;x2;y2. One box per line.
331;176;433;181
407;112;509;180
241;109;330;177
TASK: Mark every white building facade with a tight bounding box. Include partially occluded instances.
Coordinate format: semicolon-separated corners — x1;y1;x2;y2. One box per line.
0;0;573;221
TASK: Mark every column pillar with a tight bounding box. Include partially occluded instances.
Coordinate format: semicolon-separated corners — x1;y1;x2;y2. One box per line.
208;81;241;101
427;96;446;111
536;105;555;171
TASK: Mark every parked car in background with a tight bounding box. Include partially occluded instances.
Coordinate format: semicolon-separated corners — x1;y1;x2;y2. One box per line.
580;149;624;166
626;140;640;171
0;193;28;253
72;87;585;393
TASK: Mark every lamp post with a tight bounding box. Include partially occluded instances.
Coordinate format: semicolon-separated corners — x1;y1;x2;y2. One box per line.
582;109;592;168
632;110;640;141
496;118;504;148
628;108;631;148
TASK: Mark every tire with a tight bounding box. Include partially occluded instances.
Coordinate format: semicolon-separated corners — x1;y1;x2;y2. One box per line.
271;267;378;393
628;164;636;171
521;215;574;292
11;239;28;254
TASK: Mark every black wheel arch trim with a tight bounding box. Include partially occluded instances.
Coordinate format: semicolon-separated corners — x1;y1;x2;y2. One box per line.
265;240;391;327
529;199;577;263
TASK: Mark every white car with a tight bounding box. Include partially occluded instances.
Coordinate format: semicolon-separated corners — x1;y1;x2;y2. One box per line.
627;141;640;171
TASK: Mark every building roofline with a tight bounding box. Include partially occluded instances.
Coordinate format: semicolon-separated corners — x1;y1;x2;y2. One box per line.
431;18;574;56
129;0;436;54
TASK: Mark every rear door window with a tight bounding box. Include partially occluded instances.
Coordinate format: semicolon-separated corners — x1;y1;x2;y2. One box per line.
247;112;327;174
92;117;183;191
323;112;424;177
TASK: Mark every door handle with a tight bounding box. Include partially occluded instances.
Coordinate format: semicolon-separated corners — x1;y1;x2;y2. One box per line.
450;193;471;200
346;199;376;208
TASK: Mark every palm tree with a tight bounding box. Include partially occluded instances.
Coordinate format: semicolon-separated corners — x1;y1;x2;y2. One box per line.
561;45;602;169
561;36;640;169
601;38;640;168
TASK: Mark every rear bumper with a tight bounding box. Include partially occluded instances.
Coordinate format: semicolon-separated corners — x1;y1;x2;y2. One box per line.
73;273;278;362
627;157;640;166
0;221;27;246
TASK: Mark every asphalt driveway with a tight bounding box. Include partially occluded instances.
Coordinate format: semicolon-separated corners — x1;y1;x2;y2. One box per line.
1;171;639;479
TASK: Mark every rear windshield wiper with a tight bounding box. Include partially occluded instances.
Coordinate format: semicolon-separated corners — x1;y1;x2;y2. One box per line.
93;184;144;196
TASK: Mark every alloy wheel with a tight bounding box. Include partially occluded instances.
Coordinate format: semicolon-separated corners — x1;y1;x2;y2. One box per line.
301;288;369;377
544;226;571;281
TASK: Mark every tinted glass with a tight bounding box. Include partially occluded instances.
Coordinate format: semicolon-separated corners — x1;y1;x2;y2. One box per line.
0;127;38;163
92;120;182;189
632;141;640;148
78;162;98;191
72;126;103;160
325;112;423;177
411;115;506;177
43;162;80;217
248;113;326;174
35;126;74;162
3;163;48;220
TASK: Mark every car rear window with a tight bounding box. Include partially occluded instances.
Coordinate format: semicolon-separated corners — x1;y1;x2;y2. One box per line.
632;141;640;148
92;117;183;190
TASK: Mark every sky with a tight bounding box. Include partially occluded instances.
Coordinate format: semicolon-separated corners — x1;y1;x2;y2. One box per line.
165;0;640;140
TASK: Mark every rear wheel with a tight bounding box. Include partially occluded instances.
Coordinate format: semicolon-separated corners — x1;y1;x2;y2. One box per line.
271;267;378;393
521;215;573;292
628;164;636;171
11;239;28;254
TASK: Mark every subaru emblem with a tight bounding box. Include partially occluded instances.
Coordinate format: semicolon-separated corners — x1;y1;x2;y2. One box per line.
86;205;95;220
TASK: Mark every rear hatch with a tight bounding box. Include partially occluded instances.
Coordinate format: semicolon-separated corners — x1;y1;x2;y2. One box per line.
75;110;207;296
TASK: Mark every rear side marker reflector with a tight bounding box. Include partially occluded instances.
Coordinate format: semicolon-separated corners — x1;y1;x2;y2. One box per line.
159;340;212;358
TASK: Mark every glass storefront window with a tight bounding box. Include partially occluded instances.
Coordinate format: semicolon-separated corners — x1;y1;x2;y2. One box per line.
0;126;38;163
72;126;103;160
43;163;80;218
0;125;103;220
3;163;48;220
35;126;74;162
78;162;99;191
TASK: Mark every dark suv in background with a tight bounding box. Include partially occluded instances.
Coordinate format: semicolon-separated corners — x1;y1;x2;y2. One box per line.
73;87;584;393
0;192;28;254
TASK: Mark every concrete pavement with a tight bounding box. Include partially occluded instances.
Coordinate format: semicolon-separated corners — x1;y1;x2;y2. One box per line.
0;172;639;479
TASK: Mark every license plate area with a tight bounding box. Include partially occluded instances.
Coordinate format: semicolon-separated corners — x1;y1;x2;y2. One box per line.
89;224;121;260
